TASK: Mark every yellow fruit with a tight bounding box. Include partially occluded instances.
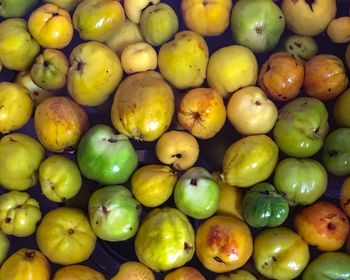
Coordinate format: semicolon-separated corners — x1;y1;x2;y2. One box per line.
53;265;105;280
212;171;243;219
131;164;177;207
327;17;350;43
111;261;155;280
0;82;33;134
164;266;206;280
111;71;174;141
0;248;50;280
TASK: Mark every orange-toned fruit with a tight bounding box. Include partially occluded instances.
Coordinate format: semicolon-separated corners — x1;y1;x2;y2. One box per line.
34;96;89;153
258;52;304;101
164;266;206;280
0;248;50;280
304;54;348;100
195;215;253;273
178;87;226;139
294;201;349;251
111;261;155;280
53;265;105;280
340;176;350;217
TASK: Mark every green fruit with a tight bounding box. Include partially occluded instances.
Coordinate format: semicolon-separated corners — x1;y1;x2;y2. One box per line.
274;158;328;206
0;231;9;265
174;167;219;220
88;185;142;242
273;97;329;158
215;269;257;280
135;207;195;272
230;0;285;53
141;3;178;47
242;183;289;228
322;128;350;176
0;0;38;18
302;252;350;280
77;124;138;185
283;35;318;62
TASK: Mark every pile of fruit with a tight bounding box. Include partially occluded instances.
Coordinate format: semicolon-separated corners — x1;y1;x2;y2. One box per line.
1;0;350;279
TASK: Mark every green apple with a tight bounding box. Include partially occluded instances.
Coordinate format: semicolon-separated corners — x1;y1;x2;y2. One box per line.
231;0;285;53
283;35;318;62
0;231;9;265
73;0;125;42
0;0;38;18
77;124;138;185
274;158;328;206
273;97;329;158
39;155;82;203
0;18;40;71
88;185;142;242
0;191;42;237
334;88;350;127
302;252;350;280
140;3;178;47
44;0;83;11
215;269;257;280
0;133;45;191
30;49;69;91
174;167;219;220
158;30;209;89
322;128;350;176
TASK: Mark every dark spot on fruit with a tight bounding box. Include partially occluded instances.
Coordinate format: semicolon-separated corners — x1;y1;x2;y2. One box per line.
15;204;22;209
279;16;282;19
129;227;132;231
329;150;339;157
96;221;99;225
68;228;74;235
106;70;109;73
64;145;75;153
214;256;224;263
76;62;83;71
52;12;59;16
255;101;261;105
102;206;108;214
255;26;263;34
344;199;350;206
172;153;182;159
33;91;39;96
289;45;294;50
107;138;118;143
260;190;270;196
305;0;315;12
9;137;17;142
25;251;36;261
0;105;3;109
328;88;331;92
203;0;208;6
5;217;11;223
295;42;302;48
313;127;320;135
327;223;336;231
190;178;197;186
184;242;193;253
272;256;277;262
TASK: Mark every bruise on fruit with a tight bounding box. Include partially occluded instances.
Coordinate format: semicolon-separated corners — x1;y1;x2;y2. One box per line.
207;225;239;262
190;178;198;186
184;242;193;254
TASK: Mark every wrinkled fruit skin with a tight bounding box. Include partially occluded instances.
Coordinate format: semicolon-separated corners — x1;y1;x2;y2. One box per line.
88;185;142;242
77;124;138;185
322;128;350;176
135;207;195;272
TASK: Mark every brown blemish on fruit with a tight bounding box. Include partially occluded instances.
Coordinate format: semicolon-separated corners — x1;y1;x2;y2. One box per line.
25;251;36;261
67;228;74;235
184;242;193;254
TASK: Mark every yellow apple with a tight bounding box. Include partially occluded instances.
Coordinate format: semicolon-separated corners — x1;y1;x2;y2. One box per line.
226;86;278;135
36;207;96;265
0;18;40;71
15;71;56;107
121;42;157;74
334;88;350;127
67;41;123;106
327;17;350;44
106;19;144;55
177;87;226;139
28;3;73;49
181;0;232;36
207;45;258;98
73;0;125;42
44;0;84;11
124;0;160;24
281;0;336;36
158;30;209;89
155;130;199;170
0;82;33;134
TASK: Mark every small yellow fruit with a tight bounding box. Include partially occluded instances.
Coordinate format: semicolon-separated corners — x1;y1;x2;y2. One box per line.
111;261;155;280
53;265;105;280
131;164;177;207
327;17;350;43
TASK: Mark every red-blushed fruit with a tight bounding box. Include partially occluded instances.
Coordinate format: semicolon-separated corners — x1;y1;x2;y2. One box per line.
258;52;304;101
195;215;253;273
294;201;349;251
304;54;348;100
